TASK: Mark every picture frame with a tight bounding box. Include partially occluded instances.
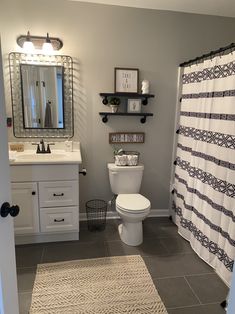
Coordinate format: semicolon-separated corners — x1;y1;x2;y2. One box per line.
127;99;142;113
114;67;139;93
109;132;145;144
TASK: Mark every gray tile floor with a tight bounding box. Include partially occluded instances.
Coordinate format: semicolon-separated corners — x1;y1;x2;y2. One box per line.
16;217;228;314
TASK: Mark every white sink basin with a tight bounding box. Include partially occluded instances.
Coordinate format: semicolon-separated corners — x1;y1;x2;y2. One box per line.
10;150;82;165
16;153;67;160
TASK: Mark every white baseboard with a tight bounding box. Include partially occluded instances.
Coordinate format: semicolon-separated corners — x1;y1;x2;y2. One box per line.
149;209;170;217
80;209;169;221
15;232;79;245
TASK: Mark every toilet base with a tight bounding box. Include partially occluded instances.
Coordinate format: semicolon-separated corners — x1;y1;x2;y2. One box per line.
118;222;143;246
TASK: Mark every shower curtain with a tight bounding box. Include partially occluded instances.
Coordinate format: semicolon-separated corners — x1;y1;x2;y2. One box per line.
173;52;235;285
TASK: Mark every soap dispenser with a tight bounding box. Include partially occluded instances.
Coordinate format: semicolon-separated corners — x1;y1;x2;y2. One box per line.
65;138;73;152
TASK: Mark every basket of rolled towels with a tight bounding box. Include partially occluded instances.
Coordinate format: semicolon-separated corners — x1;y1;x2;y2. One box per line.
114;150;140;166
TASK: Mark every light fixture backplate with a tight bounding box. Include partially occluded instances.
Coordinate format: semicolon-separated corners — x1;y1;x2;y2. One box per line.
17;35;63;50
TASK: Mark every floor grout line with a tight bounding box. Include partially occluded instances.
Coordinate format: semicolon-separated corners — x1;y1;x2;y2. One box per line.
184;276;202;305
17;266;37;270
185;272;216;278
104;241;111;257
18;291;33;295
167;303;202;310
158;239;171;254
149;272;214;280
167;301;223;310
18;288;34;294
40;247;45;264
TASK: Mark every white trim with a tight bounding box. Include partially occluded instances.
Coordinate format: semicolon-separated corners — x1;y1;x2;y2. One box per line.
15;232;79;245
149;209;170;217
80;209;169;221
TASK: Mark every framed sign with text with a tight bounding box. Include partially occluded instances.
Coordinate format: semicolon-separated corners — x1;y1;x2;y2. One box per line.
114;67;139;93
109;132;145;144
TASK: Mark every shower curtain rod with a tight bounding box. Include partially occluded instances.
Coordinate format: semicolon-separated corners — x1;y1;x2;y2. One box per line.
179;42;235;67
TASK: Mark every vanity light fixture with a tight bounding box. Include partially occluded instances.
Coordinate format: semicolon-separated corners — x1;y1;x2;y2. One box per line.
22;31;35;53
17;32;63;52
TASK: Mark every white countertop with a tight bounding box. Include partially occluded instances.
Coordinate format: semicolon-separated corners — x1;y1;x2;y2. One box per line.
9;142;82;165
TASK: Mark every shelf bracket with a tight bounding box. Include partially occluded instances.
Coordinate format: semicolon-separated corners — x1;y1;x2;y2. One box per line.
102;96;108;105
142;97;148;105
140;116;147;124
102;114;108;123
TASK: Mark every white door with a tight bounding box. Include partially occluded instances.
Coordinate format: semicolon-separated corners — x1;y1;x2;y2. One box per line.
0;41;19;313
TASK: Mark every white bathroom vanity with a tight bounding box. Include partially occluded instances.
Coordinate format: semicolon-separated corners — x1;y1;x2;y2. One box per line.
9;143;82;244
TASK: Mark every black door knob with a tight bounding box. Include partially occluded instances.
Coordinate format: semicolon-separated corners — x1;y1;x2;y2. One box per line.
0;202;20;218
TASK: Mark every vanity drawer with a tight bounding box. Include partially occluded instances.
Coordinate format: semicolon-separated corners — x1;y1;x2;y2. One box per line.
39;181;78;207
40;207;79;233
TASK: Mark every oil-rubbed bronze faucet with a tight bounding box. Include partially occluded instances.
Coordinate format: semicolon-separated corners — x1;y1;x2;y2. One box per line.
32;139;54;154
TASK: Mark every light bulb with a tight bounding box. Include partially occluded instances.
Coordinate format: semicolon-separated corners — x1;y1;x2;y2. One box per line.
23;31;35;53
42;33;53;54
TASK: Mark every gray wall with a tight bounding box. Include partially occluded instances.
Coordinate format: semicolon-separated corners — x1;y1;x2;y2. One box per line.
1;0;235;212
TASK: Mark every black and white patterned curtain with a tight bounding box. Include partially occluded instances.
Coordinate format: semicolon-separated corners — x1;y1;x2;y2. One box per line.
173;53;235;285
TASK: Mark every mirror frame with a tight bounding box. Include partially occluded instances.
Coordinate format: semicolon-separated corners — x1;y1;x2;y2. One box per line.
9;52;74;138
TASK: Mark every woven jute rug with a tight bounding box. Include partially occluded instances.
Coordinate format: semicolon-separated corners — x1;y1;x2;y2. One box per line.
30;255;168;313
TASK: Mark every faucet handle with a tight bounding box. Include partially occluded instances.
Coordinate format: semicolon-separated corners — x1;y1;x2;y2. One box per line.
32;143;41;153
46;143;55;153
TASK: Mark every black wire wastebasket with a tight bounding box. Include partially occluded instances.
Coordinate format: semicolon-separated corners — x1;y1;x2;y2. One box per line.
85;199;107;231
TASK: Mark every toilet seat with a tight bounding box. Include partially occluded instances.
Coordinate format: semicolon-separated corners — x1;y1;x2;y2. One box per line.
116;194;150;213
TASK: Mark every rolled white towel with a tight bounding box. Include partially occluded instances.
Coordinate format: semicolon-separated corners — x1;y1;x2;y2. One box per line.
127;155;138;166
115;155;127;166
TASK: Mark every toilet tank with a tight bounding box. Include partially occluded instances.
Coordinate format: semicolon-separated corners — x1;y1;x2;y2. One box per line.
108;163;144;194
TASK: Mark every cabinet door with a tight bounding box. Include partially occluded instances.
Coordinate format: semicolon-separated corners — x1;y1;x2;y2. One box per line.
12;182;39;235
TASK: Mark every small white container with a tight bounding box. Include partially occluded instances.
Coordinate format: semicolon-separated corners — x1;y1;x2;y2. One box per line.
65;140;73;152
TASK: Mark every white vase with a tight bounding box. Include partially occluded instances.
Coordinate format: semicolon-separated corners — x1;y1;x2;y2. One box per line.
110;105;118;113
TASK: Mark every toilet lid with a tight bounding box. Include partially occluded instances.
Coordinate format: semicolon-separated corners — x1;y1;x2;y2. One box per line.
116;194;150;212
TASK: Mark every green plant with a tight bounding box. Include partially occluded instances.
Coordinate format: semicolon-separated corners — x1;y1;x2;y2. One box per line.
109;97;120;106
113;146;123;155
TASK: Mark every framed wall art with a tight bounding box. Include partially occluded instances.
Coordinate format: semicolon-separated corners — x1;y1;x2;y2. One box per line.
109;132;145;144
127;99;141;113
114;67;139;93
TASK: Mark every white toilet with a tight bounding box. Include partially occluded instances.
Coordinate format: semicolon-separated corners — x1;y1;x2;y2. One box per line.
108;163;151;246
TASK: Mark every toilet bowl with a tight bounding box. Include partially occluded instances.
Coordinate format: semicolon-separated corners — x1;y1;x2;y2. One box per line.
108;163;151;246
116;194;151;246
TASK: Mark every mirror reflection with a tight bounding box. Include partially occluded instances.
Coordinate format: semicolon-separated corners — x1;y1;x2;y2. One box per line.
20;64;64;129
